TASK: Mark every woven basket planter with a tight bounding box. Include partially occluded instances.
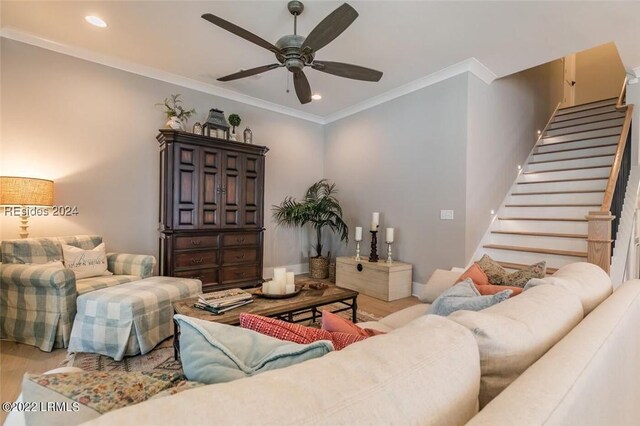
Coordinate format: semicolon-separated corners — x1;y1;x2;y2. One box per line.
309;256;330;279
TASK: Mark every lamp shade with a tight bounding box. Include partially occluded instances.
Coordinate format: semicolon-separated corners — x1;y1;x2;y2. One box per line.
0;176;54;206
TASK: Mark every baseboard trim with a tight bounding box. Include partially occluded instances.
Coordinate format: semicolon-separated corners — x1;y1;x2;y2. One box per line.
263;263;309;279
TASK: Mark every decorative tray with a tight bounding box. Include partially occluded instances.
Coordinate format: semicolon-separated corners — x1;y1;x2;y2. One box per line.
255;286;303;299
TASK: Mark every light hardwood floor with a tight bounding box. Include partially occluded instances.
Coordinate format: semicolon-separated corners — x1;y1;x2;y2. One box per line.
0;292;420;424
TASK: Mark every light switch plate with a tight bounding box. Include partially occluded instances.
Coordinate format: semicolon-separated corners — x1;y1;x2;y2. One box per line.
440;210;454;220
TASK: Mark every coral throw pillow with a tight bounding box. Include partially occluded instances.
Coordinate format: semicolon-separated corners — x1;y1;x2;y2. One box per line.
457;263;490;286
239;313;368;350
475;284;523;297
321;311;386;336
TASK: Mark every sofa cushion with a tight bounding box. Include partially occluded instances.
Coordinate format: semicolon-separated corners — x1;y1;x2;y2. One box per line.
417;269;460;303
449;284;583;407
75;275;139;295
240;313;368;350
0;235;102;264
476;254;546;287
85;315;481;426
378;303;430;329
175;314;332;384
525;262;612;315
429;279;511;316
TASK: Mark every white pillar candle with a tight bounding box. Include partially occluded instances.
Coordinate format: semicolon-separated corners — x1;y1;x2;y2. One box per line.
262;282;269;293
371;212;379;230
279;280;287;294
285;284;295;294
355;226;362;241
273;267;286;283
286;272;295;285
386;227;394;243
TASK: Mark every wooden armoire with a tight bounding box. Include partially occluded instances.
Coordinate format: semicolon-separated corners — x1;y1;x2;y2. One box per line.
157;129;268;292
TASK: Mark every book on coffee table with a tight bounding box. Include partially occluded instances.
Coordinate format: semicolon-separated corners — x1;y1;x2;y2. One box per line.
197;288;252;309
195;298;254;315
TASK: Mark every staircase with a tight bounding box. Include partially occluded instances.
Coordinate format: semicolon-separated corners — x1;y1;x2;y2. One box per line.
476;96;629;274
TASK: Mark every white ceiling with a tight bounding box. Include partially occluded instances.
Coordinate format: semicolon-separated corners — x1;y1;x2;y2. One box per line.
2;1;640;121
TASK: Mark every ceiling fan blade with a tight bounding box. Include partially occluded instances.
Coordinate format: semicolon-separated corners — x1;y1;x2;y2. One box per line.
312;61;383;82
202;13;280;54
218;64;282;82
293;71;312;104
303;3;358;53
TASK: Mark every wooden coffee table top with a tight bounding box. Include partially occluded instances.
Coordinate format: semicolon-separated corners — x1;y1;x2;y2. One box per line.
173;284;358;325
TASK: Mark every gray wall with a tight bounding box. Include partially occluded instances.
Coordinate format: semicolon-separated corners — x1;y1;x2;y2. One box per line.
0;39;324;270
465;60;563;260
323;75;469;283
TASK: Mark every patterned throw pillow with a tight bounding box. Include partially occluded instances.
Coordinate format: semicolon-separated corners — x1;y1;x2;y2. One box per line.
476;254;546;288
428;279;512;316
240;313;369;350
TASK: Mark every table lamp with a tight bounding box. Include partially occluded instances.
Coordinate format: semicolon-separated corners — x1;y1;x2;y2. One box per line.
0;176;54;238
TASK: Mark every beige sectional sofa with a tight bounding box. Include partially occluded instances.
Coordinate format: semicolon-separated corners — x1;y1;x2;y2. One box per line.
13;262;640;425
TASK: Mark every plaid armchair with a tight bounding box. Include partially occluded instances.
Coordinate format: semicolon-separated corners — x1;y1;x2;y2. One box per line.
0;235;156;351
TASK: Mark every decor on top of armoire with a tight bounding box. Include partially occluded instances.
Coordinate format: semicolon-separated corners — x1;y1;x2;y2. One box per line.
203;108;230;139
157;129;268;292
273;179;348;279
228;114;241;141
243;127;253;144
156;94;195;130
192;122;203;135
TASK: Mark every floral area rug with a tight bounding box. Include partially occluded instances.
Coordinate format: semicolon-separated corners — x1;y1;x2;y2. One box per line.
63;305;380;373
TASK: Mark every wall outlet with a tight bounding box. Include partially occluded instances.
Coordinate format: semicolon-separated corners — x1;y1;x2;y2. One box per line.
440;210;454;220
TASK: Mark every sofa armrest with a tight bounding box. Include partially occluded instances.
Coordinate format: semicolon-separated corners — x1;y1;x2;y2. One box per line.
1;263;76;290
106;253;156;278
416;269;461;303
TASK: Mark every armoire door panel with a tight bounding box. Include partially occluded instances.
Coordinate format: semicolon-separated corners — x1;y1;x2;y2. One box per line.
200;148;220;228
173;144;198;229
179;171;194;203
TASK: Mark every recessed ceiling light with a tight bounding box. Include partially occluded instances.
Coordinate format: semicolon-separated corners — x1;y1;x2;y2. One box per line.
85;16;107;28
311;94;322;101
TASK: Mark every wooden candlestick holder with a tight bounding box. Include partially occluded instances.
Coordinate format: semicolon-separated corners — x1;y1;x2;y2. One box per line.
369;230;379;262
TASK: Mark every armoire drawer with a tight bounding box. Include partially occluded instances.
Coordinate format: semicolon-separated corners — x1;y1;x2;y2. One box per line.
174;251;218;269
173;268;218;285
222;232;259;247
222;248;258;265
221;264;260;284
175;235;218;250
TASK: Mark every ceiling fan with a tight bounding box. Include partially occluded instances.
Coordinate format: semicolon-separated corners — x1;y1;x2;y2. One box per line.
202;1;383;104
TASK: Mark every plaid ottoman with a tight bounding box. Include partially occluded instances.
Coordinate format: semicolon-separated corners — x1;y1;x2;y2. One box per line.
68;277;201;361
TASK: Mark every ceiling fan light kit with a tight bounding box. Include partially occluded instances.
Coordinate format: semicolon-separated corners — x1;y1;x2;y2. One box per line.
202;1;383;105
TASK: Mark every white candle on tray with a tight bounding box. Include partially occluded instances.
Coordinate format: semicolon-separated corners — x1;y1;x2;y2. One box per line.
273;267;286;283
386;227;394;243
355;226;362;241
286;272;295;285
262;282;269;293
285;284;295;294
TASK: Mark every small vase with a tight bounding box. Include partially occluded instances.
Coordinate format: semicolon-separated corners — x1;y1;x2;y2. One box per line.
243;127;253;144
166;116;183;130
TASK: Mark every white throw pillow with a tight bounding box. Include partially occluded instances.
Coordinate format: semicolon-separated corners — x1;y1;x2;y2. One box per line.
62;243;112;279
417;269;461;303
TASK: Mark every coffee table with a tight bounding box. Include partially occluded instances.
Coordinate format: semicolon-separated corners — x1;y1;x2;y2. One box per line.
172;285;358;359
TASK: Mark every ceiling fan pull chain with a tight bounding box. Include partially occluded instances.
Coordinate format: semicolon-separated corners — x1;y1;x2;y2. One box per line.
286;73;290;94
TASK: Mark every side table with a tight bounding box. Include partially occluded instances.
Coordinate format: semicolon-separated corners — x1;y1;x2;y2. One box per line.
336;256;413;301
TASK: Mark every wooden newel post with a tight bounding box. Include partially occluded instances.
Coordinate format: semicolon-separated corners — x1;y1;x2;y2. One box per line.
586;211;614;274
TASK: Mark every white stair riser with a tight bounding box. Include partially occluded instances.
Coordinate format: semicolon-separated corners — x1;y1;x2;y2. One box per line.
519;167;610;182
515;179;607;193
555;104;619;121
481;248;586;270
542;127;621;145
496;219;588;234
556;99;617;115
508;192;603;204
535;136;619;153
526;155;614;173
545;118;625;137
489;234;588;251
548;111;626;129
502;206;596;218
532;145;617;162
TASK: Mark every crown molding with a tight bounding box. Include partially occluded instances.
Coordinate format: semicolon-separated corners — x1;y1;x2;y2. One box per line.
324;58;497;124
0;27;326;124
1;27;499;126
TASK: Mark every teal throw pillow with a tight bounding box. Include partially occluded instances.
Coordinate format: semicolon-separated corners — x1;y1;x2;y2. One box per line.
174;314;333;384
428;278;511;316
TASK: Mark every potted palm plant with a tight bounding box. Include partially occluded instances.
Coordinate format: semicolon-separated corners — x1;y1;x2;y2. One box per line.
273;179;349;279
